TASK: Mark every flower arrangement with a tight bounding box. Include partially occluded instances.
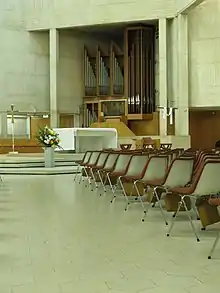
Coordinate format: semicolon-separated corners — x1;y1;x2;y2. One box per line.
36;126;60;148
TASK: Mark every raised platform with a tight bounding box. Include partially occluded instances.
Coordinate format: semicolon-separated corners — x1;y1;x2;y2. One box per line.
0;166;78;175
0;153;83;175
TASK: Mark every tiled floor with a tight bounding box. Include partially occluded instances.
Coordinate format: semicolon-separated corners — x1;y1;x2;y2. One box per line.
0;174;219;293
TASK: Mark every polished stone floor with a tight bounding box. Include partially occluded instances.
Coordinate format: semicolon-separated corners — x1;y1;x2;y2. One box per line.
0;174;219;293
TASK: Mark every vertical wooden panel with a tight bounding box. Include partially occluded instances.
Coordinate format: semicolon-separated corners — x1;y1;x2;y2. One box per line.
189;110;220;149
128;112;159;135
30;117;50;138
59;115;74;128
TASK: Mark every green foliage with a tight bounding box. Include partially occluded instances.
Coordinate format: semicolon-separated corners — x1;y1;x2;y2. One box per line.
36;126;60;148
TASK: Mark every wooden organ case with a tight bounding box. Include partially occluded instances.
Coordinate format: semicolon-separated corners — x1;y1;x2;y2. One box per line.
83;25;157;132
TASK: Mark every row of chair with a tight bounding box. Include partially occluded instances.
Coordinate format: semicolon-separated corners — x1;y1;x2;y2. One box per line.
74;148;220;259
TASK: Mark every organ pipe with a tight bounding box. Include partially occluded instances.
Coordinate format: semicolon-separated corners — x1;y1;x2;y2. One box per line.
125;26;155;114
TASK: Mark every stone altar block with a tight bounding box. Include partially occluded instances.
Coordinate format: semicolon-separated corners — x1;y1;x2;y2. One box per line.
54;128;118;153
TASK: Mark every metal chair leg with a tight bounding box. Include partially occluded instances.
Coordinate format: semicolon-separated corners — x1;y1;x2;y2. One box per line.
90;168;98;191
208;231;220;259
124;183;135;211
78;167;84;184
108;173;118;203
74;164;80;182
133;181;148;221
83;167;91;187
118;177;129;209
98;170;106;195
182;196;200;242
167;195;200;242
191;196;200;220
154;187;168;226
167;199;183;237
110;184;118;203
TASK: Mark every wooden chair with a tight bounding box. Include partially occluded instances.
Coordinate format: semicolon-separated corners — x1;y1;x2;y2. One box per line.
89;151;110;191
97;153;120;195
117;154;150;205
167;160;220;242
142;158;195;224
124;155;169;215
74;151;92;182
79;151;101;185
109;153;145;202
106;153;133;201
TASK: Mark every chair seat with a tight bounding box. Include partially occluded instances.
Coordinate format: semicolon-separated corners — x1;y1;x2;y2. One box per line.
121;175;142;182
110;171;126;177
143;178;165;187
168;186;194;195
91;166;103;171
86;163;96;168
101;167;114;173
208;198;220;206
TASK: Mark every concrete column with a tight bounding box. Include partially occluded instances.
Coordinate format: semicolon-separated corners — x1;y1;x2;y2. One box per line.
74;114;80;127
49;29;59;128
158;18;168;136
0;113;8;138
175;14;189;136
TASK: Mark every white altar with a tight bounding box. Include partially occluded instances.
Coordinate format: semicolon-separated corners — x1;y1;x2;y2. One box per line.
54;128;118;152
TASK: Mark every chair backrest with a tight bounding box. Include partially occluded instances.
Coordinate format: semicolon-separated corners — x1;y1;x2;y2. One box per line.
96;152;109;167
142;156;168;181
103;153;119;169
83;151;92;164
164;158;194;188
194;151;214;170
192;160;220;196
167;153;174;165
125;154;149;177
113;153;132;172
193;153;220;176
88;151;101;165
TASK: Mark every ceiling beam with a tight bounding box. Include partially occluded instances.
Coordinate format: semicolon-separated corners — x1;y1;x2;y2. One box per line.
177;0;206;15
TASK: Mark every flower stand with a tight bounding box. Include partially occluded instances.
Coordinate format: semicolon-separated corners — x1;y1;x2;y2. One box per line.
44;147;55;168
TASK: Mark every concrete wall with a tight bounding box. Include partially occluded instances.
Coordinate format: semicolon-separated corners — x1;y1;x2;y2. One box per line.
58;32;84;113
58;31;116;114
0;0;117;116
2;0;219;116
188;0;220;107
25;0;176;30
0;0;49;112
0;0;98;115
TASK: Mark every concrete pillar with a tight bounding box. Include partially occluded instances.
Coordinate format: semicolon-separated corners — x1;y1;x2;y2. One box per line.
175;14;189;136
158;18;168;136
49;29;59;128
0;113;8;138
74;114;80;127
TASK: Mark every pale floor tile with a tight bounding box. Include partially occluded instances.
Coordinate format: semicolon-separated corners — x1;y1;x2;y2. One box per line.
0;175;219;293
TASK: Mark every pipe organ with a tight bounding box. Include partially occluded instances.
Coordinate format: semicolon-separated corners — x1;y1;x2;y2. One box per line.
125;27;155;114
97;47;110;96
83;25;156;126
111;42;124;96
84;48;97;97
